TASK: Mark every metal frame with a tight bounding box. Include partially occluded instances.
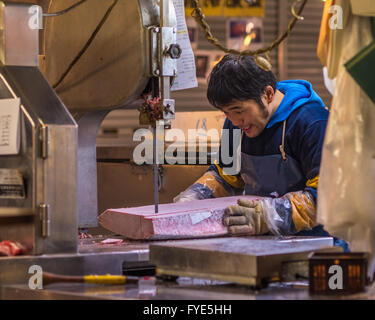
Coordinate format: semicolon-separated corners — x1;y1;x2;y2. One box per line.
0;2;78;254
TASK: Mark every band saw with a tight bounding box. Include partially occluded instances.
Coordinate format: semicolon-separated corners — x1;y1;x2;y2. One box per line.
0;0;344;299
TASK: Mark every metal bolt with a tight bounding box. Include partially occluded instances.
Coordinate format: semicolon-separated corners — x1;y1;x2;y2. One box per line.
164;104;174;115
166;44;182;59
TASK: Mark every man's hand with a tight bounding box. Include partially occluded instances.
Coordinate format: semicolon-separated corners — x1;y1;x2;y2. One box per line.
223;198;269;235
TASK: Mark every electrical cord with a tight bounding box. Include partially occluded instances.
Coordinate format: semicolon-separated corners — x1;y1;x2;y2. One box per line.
53;0;119;89
43;0;88;17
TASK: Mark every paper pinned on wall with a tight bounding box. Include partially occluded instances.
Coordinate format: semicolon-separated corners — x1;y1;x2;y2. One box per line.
0;169;25;199
0;98;21;155
171;0;198;91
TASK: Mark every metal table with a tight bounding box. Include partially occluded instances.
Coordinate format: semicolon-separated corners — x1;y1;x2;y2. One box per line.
2;277;375;300
0;236;149;286
1;235;373;300
150;236;339;286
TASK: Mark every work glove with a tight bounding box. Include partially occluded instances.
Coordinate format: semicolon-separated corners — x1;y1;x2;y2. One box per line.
173;188;201;203
174;171;230;203
223;198;269;235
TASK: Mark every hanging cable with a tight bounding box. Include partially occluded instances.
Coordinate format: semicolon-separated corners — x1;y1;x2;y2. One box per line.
43;0;88;17
53;0;119;89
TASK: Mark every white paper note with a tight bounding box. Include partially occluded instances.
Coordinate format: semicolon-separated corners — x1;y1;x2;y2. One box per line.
0;98;21;155
171;0;198;91
0;169;25;199
190;211;212;225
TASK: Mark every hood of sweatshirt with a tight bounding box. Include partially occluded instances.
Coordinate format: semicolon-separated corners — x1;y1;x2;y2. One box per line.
267;80;326;128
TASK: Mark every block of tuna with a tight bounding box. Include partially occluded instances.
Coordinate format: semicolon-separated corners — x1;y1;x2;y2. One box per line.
98;195;258;240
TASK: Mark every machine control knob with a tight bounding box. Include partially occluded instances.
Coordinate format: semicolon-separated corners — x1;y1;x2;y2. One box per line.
166;44;182;59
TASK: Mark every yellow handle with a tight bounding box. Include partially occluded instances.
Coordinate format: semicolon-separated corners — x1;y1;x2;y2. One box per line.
83;274;126;284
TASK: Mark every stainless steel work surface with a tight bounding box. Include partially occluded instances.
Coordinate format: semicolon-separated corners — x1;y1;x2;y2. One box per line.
2;236;373;300
150;236;340;286
2;277;375;300
0;236;150;286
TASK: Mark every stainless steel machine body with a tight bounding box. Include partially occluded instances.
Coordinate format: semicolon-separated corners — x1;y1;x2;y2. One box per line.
0;2;77;254
150;237;342;286
0;0;179;231
39;0;178;227
0;1;181;287
41;0;164;112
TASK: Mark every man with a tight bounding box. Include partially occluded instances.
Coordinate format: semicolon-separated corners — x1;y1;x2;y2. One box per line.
174;54;347;248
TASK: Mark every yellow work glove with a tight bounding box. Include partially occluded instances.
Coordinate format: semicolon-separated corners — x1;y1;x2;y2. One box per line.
223;198;269;235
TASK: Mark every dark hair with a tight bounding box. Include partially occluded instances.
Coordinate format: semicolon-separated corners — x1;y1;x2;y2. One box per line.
207;54;277;109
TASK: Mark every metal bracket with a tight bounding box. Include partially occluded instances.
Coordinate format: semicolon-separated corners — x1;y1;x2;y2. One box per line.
147;26;178;77
39;125;49;159
148;26;159;77
39;203;50;238
159;26;178;76
162;99;175;120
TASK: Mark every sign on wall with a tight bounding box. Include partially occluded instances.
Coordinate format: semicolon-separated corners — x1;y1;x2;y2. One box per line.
184;0;265;17
194;50;224;84
227;18;263;50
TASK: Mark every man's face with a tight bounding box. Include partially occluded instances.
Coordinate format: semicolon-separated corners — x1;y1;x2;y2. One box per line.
221;96;272;138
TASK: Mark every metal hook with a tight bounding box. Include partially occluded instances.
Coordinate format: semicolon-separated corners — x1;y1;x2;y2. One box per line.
291;0;305;20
